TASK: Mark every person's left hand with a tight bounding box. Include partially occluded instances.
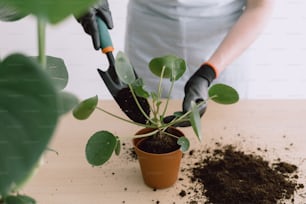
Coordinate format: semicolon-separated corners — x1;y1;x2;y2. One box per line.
182;73;209;124
164;63;216;127
76;0;113;50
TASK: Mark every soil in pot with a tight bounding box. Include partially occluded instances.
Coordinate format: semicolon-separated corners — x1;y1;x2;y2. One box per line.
137;132;180;154
136;127;183;154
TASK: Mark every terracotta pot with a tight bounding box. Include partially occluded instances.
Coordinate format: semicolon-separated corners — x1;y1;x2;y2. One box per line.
133;127;184;189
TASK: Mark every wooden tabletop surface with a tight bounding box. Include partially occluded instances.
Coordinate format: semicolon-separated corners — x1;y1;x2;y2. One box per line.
23;100;306;203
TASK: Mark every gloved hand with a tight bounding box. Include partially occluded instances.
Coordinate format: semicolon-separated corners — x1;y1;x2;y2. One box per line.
178;63;217;127
76;0;113;50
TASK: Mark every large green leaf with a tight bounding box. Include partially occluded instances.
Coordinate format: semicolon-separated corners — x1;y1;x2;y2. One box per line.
208;84;239;104
72;95;98;120
47;56;68;90
57;91;79;115
31;56;69;90
115;51;136;84
0;54;58;195
0;2;27;21
45;56;69;90
149;55;186;81
4;194;36;204
0;0;99;24
31;56;77;115
85;131;117;166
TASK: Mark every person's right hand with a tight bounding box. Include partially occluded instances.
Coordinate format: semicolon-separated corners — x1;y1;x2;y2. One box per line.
76;0;113;50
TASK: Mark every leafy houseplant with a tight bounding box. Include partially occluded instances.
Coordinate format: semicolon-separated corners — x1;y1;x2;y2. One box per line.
0;0;100;203
73;51;239;188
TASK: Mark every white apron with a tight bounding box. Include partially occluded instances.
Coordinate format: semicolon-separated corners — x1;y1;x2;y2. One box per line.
125;0;250;98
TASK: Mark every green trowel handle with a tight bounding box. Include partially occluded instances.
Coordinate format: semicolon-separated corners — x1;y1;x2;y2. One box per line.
96;17;114;53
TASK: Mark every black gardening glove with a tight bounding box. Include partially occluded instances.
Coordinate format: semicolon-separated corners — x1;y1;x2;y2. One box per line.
177;63;217;127
76;0;113;50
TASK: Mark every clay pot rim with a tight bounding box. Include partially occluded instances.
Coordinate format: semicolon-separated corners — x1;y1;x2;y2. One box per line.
133;127;184;156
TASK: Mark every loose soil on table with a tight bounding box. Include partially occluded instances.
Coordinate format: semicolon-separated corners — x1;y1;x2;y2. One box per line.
179;145;304;204
124;135;304;203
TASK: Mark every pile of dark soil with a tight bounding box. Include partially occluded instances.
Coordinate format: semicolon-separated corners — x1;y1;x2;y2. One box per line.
180;145;304;204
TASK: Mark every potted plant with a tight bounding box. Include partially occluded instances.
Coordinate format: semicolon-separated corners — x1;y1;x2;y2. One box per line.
73;51;239;189
0;0;99;202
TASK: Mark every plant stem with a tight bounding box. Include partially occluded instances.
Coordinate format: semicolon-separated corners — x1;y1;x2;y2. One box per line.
37;17;46;69
162;131;180;139
162;80;175;117
163;112;190;128
209;95;218;100
163;98;208;127
154;66;166;122
157;66;165;99
128;84;155;125
129;129;159;139
151;96;158;121
96;106;156;128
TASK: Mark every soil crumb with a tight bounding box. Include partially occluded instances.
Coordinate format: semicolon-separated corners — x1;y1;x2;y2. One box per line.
182;145;303;204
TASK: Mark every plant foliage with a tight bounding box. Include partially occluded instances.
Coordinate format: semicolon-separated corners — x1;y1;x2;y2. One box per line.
73;52;239;167
0;0;99;24
0;0;81;199
0;54;58;195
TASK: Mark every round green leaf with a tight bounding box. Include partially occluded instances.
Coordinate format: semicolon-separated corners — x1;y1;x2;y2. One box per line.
0;2;27;21
0;0;99;24
45;56;69;90
5;194;36;204
208;83;239;104
86;131;117;166
177;137;190;152
31;56;69;90
115;51;136;84
131;78;149;98
149;55;186;81
57;91;79;116
0;54;58;195
72;95;98;120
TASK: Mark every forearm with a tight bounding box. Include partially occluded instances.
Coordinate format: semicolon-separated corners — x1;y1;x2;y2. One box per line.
208;0;274;74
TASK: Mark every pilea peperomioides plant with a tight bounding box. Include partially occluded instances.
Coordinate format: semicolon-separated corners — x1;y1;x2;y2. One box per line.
73;51;239;166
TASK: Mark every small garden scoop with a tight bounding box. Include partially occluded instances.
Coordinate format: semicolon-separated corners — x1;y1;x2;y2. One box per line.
96;18;150;124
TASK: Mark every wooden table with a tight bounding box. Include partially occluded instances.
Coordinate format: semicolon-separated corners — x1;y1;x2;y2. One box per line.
23;100;306;203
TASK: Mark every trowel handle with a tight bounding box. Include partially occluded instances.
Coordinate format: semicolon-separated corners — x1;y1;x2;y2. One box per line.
96;17;114;53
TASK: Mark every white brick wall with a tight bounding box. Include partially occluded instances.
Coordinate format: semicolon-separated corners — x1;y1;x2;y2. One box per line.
1;0;306;99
